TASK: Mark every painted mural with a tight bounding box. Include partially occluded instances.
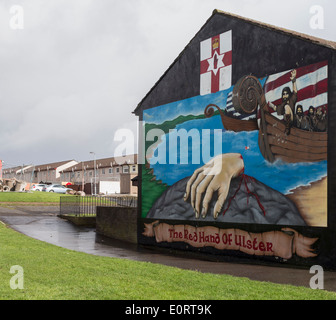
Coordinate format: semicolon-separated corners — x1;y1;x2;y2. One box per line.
140;31;328;261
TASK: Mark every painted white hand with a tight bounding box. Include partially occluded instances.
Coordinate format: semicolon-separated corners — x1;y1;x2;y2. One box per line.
184;153;244;219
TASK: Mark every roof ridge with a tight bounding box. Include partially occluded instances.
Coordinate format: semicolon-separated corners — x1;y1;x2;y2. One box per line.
213;9;336;50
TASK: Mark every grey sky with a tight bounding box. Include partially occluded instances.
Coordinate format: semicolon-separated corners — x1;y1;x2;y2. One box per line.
0;0;334;168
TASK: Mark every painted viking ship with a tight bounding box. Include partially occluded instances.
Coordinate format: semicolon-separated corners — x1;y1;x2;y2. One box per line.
258;109;327;163
204;75;327;163
204;76;260;132
204;103;258;132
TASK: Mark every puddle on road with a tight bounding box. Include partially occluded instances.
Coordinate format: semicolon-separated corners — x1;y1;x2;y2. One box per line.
0;215;166;263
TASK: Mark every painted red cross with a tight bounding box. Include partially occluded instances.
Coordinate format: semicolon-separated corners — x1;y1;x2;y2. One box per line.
200;32;232;95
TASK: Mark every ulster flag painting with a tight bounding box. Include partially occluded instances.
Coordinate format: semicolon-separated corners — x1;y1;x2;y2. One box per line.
200;30;232;95
263;60;328;118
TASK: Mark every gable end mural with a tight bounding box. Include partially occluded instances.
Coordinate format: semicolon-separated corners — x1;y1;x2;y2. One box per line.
136;11;336;270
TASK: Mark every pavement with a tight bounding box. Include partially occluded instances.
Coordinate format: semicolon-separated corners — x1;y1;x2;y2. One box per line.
0;204;335;292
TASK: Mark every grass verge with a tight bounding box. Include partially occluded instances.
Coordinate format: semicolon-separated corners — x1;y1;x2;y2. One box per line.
0;192;74;204
0;222;335;300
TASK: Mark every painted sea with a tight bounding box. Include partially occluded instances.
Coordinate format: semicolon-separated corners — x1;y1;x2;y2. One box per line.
146;114;327;196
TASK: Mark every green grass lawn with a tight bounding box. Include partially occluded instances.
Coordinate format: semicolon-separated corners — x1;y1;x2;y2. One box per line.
0;191;75;204
0;222;335;300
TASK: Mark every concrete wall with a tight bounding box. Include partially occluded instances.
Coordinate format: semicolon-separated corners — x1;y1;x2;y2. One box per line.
96;206;137;244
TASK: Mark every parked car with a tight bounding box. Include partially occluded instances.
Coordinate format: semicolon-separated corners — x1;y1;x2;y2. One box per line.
42;184;72;194
31;184;47;191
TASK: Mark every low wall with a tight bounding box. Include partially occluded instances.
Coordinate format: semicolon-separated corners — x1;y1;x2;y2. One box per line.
59;214;96;227
96;206;137;244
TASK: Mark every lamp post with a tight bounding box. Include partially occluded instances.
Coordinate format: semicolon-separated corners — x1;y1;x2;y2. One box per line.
90;152;97;195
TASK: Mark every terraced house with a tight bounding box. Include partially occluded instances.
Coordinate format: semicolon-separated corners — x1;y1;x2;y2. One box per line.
2;160;78;184
62;154;138;194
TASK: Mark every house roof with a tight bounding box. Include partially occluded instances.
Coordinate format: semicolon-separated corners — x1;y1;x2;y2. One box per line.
2;155;138;174
2;160;77;174
15;165;33;174
2;166;21;174
33;160;77;172
214;10;336;50
27;160;77;172
62;154;138;172
133;9;336;115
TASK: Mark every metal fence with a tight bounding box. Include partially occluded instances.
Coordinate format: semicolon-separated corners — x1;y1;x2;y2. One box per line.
60;195;138;216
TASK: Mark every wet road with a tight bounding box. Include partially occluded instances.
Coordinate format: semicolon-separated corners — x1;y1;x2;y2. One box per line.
0;205;336;292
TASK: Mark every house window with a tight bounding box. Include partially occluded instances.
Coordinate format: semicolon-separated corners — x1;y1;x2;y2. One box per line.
116;168;119;173
102;169;105;174
123;166;129;173
132;165;136;172
109;168;112;174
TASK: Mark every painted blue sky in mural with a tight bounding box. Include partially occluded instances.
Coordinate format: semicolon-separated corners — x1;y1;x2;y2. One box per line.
143;87;232;125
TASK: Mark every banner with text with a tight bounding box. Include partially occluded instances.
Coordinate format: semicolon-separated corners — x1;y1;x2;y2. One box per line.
143;221;318;260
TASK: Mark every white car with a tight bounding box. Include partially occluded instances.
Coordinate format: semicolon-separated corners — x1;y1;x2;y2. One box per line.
31;184;47;191
42;184;72;194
